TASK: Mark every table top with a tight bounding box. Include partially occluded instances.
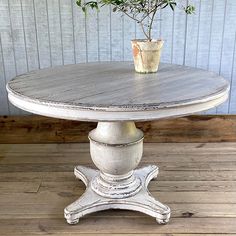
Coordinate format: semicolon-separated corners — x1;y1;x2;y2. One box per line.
7;62;230;121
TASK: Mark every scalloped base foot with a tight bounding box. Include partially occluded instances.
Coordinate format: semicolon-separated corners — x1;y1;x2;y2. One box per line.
64;165;171;224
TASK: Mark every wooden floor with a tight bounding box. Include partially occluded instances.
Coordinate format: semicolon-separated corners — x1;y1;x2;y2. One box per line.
0;142;236;235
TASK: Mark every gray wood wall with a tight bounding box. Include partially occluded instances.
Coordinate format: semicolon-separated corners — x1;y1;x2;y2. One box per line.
0;0;236;115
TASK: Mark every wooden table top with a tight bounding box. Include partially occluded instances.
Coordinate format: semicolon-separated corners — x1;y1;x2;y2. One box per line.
6;62;230;121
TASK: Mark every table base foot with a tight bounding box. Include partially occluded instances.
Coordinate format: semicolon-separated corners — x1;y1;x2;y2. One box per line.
64;165;171;224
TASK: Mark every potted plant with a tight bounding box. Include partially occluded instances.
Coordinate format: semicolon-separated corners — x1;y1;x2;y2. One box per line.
76;0;195;73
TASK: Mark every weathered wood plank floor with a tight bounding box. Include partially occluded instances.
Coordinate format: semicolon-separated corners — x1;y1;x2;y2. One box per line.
0;142;236;235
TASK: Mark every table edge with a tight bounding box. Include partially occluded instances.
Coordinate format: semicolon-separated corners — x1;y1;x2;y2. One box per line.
7;89;229;122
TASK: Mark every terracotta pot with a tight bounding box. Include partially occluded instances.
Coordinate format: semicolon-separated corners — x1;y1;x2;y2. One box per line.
131;39;164;73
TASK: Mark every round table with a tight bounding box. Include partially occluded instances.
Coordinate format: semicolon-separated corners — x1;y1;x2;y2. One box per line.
6;62;230;224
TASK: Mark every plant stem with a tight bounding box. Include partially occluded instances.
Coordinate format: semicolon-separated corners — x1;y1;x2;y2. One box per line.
148;7;158;41
114;5;139;23
139;22;150;40
114;3;161;40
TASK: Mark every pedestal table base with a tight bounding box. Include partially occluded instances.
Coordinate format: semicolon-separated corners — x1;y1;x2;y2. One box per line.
64;165;170;224
64;122;171;224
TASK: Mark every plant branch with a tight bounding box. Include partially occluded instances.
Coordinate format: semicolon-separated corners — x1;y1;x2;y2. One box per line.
139;21;149;39
76;0;195;40
114;5;140;23
148;6;158;40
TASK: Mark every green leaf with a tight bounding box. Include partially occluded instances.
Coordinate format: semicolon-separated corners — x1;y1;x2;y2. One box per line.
161;3;168;9
184;5;195;14
76;0;82;6
170;3;176;11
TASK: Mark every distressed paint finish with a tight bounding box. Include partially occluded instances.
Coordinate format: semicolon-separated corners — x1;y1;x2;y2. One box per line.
0;0;236;115
6;62;229;224
6;62;229;121
65;164;170;224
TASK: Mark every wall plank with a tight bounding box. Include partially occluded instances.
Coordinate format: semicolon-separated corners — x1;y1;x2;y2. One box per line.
98;6;111;61
229;33;236;114
216;0;236;114
184;0;201;67
34;0;51;68
196;0;213;70
0;0;236;115
111;11;123;61
194;1;216;117
160;8;174;63
123;17;135;61
8;0;28;75
9;0;30;115
59;0;76;65
208;0;226;78
0;35;9;115
86;8;99;62
47;0;63;66
152;11;161;41
21;0;39;71
0;0;20;114
172;0;187;65
72;0;87;63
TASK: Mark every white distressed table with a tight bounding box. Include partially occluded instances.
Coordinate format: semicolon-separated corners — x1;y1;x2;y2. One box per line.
6;62;230;224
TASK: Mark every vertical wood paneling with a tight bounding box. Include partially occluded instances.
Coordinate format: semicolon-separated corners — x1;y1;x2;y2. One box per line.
229;33;236;114
8;0;28;75
20;0;39;115
34;0;51;68
0;35;9;115
0;0;20;114
208;0;226;75
0;0;236;115
195;0;214;115
135;22;143;40
47;0;63;66
216;0;236;114
184;0;201;67
172;0;187;65
72;0;87;63
59;0;75;65
9;0;28;74
123;17;135;61
10;0;29;115
206;0;226;114
152;11;161;41
21;0;39;71
8;0;29;116
98;6;111;61
160;8;174;63
86;9;99;62
196;0;213;70
111;12;123;61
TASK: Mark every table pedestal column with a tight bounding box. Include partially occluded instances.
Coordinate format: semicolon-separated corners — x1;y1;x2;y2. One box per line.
64;122;171;224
